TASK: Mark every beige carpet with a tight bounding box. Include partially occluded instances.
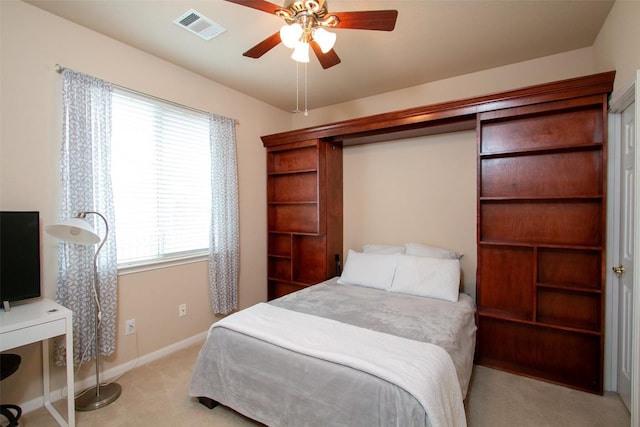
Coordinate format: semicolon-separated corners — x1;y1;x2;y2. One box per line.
18;343;630;427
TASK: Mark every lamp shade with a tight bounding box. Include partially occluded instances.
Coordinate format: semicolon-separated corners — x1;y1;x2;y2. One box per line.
313;27;336;53
291;41;310;63
280;23;303;48
46;218;101;245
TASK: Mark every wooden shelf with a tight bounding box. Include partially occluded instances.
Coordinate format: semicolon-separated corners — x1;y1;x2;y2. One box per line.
479;141;603;158
480;196;602;201
479;240;602;251
535;318;601;335
536;282;602;294
267;278;314;287
267;253;291;260
477;310;601;336
477;308;532;323
268;201;318;205
267;169;317;175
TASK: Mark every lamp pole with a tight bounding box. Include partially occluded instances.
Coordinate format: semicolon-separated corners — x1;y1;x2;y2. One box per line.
73;211;122;411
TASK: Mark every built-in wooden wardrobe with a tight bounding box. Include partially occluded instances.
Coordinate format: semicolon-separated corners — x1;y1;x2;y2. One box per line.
476;95;609;393
264;139;342;300
261;71;615;393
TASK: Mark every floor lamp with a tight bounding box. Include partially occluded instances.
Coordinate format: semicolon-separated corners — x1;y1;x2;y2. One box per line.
46;211;122;411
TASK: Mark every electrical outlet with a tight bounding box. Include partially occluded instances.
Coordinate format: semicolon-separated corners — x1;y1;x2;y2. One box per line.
178;303;187;317
125;318;136;335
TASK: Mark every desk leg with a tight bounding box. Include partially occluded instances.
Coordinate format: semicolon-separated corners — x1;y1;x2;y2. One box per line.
65;318;75;427
41;325;75;426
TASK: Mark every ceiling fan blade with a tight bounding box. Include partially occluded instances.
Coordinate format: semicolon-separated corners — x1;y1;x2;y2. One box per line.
224;0;282;14
333;10;398;31
243;31;282;58
310;41;341;69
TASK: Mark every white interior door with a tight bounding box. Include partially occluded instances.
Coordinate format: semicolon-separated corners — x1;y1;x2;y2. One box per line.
632;71;640;427
616;100;635;411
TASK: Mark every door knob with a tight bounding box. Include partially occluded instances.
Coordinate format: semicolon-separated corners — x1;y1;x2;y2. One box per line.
612;265;625;275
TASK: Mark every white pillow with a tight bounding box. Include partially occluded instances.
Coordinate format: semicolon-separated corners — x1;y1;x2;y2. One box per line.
391;254;460;302
404;242;463;260
337;250;398;290
362;243;406;254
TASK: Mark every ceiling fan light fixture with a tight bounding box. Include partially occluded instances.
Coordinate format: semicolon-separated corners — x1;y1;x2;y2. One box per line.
313;27;336;53
227;0;397;72
291;41;310;63
280;23;303;48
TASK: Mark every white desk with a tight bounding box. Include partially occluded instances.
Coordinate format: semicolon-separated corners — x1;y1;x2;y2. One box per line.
0;298;75;427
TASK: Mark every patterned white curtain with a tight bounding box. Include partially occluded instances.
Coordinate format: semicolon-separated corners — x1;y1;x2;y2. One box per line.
56;69;118;365
208;115;240;314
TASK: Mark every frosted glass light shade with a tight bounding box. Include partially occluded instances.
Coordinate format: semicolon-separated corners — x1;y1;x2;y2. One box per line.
313;27;336;53
280;23;303;48
291;41;310;63
46;218;100;245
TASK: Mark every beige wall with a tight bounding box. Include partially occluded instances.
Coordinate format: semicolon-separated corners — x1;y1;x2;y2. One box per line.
593;0;640;103
343;131;477;297
0;0;290;405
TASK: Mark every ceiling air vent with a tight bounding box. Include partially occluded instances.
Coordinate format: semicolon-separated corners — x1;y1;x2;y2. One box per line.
173;9;226;41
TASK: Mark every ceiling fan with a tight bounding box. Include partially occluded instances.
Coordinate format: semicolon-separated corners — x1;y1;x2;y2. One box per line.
225;0;398;69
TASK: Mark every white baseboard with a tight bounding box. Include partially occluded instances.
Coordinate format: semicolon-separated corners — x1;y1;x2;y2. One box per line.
19;331;208;415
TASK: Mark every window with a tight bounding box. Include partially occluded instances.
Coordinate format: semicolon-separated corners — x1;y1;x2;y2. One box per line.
111;88;211;267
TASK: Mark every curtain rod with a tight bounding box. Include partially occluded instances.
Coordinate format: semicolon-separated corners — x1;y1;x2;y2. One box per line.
55;64;238;124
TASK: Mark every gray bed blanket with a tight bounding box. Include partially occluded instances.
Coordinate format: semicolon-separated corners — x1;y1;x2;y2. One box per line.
271;278;477;397
189;278;476;426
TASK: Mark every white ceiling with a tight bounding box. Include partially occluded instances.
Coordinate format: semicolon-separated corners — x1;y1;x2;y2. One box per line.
26;0;614;112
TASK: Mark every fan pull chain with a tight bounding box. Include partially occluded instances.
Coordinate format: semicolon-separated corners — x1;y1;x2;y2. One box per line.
294;61;300;113
304;62;308;116
293;61;309;116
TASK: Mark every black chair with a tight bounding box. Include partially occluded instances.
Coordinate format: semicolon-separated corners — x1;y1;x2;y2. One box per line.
1;354;22;427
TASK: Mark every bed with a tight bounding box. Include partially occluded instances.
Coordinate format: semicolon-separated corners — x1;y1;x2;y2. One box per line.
189;246;477;427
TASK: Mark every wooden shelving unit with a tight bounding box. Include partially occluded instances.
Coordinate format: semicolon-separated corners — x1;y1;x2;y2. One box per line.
475;96;608;393
265;139;343;299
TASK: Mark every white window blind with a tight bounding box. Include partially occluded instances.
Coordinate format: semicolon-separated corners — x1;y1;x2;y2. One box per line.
111;88;211;267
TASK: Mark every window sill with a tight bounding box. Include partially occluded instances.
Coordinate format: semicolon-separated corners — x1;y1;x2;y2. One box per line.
117;254;208;276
